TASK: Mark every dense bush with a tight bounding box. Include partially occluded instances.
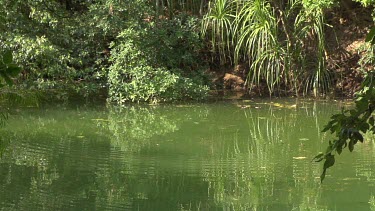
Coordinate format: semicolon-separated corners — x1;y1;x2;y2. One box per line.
0;0;149;97
2;0;370;102
108;15;209;103
1;1;209;102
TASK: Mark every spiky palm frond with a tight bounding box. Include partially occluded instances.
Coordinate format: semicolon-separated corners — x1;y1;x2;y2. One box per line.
202;0;237;64
294;4;331;96
234;0;282;94
201;0;333;96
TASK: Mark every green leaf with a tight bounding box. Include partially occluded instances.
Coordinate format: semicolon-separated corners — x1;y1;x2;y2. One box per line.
337;145;342;154
6;65;22;77
323;154;335;170
370;117;374;126
320;169;327;182
359;122;370;133
343;141;347;149
313;153;324;162
0;72;13;86
321;154;335;182
322;120;336;132
322;124;331;132
356;100;368;112
2;51;12;64
349;139;355;152
353;132;364;143
366;27;375;43
322;127;329;133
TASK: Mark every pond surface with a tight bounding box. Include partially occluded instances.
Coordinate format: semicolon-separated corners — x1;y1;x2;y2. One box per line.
0;99;374;210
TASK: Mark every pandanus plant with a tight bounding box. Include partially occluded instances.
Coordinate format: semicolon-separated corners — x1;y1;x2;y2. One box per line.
202;0;334;96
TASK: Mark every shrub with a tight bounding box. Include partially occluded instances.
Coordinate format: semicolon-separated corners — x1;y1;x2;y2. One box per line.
108;15;209;104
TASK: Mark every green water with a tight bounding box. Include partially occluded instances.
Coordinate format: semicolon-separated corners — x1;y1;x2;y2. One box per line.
0;99;374;210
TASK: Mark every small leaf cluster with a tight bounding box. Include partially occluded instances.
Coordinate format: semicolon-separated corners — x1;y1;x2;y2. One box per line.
354;0;375;6
315;28;375;182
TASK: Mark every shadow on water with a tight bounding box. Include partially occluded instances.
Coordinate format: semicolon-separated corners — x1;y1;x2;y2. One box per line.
0;99;374;210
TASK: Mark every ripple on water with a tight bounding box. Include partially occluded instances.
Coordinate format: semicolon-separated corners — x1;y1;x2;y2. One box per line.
1;101;375;210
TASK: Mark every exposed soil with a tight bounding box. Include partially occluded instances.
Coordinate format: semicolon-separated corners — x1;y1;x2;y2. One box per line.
326;6;373;97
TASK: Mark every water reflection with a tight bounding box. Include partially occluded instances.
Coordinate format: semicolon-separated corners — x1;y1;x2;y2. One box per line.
0;100;374;210
105;105;209;152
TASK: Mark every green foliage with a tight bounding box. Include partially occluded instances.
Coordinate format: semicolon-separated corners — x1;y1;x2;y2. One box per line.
235;0;280;93
358;43;375;75
0;138;10;157
296;0;333;96
355;0;375;6
202;0;334;96
0;50;24;128
0;51;22;87
366;27;375;45
358;27;375;76
108;15;209;103
148;15;206;71
0;0;149;98
315;28;375;182
106;106;181;152
202;0;236;64
1;0;360;101
315;72;375;181
1;1;209;102
315;74;375;181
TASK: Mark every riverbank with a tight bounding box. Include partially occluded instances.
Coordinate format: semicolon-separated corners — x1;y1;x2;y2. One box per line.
207;5;372;98
1;1;373;103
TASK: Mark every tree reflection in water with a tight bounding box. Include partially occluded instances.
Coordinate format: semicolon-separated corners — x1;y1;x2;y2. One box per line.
0;100;374;210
